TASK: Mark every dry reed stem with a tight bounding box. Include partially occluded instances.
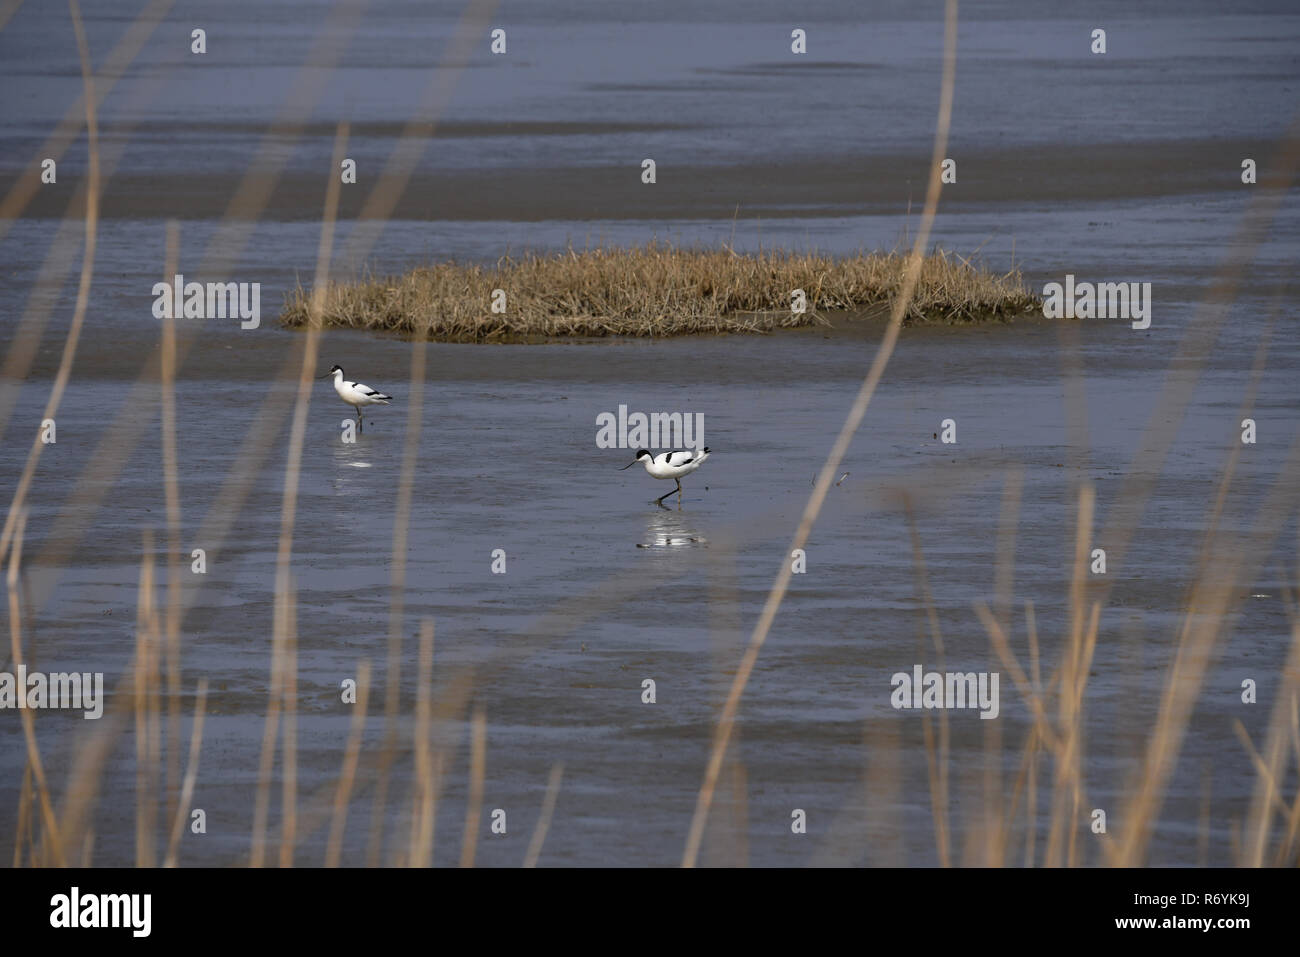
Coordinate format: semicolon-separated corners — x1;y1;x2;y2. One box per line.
163;679;208;867
1280;693;1300;864
905;501;951;867
279;586;298;868
1025;600;1041;866
1242;607;1300;865
160;220;183;830
51;704;130;866
13;763;32;867
134;529;159;868
1048;483;1095;869
984;468;1023;865
460;706;487;868
976;595;1108;867
250;572;286;868
7;509;65;865
409;620;436;868
523;764;565;868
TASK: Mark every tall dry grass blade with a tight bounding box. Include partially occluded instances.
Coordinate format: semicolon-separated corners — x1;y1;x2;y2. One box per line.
13;762;32;867
985;468;1022;865
994;469;1024;629
1002;723;1039;859
250;572;286;868
1279;694;1300;865
163;679;208;867
975;603;1061;754
725;756;750;868
1198;766;1213;867
279;578;298;868
409;621;437;868
1242;611;1300;865
1055;484;1095;868
6;509;64;866
681;0;961;868
459;706;487;868
905;500;951;866
51;700;129;866
523;764;565;869
160;219;183;829
1025;599;1040;867
134;528;159;868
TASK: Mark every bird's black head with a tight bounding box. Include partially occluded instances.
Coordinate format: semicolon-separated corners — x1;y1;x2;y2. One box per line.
317;364;342;379
619;449;653;471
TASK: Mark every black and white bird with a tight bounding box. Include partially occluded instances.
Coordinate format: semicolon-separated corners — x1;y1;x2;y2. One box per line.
620;447;711;506
319;364;391;433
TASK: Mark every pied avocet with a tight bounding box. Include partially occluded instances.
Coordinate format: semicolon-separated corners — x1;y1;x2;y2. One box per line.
319;365;392;433
620;447;711;506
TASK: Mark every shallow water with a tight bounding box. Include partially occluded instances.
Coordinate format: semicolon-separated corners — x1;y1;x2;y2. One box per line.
1;1;1298;866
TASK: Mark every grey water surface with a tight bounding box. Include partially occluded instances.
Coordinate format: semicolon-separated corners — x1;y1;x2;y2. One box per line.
1;0;1298;865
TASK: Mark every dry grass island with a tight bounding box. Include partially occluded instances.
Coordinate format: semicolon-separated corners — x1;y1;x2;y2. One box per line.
281;243;1040;341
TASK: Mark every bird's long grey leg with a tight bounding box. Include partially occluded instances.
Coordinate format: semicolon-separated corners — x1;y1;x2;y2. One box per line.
356;407;363;434
656;479;683;507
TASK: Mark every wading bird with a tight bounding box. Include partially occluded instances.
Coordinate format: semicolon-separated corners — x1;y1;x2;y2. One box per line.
620;447;711;507
319;365;391;433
